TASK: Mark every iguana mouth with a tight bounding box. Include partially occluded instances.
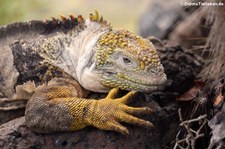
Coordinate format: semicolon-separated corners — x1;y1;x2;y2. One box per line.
101;72;167;92
116;72;167;86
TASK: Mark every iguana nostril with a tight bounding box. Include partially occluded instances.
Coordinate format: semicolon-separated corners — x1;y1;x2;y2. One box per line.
148;64;164;75
149;69;157;75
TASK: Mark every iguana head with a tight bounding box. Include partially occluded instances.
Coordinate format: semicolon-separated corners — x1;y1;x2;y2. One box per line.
72;11;166;93
94;29;167;93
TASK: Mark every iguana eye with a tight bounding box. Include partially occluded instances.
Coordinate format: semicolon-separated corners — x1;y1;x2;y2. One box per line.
122;57;132;64
117;55;137;68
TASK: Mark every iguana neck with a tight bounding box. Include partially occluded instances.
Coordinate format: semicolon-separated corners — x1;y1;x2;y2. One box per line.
41;19;111;91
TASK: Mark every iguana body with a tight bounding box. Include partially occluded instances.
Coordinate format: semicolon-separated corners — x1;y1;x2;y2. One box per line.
0;11;167;135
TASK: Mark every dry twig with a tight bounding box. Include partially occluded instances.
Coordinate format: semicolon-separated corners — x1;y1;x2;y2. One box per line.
174;109;207;149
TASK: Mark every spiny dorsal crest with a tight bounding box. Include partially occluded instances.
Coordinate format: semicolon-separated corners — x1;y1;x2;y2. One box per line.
89;10;111;27
44;14;85;33
44;11;110;33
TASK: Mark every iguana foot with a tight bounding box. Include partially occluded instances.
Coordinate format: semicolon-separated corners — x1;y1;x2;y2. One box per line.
86;88;153;135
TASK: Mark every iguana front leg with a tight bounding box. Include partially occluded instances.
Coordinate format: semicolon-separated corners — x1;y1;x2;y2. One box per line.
25;78;153;135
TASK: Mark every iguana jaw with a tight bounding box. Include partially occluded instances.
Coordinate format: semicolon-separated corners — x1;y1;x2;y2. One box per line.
98;67;167;93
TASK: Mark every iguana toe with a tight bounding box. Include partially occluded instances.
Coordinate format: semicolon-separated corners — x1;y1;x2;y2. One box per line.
86;88;154;135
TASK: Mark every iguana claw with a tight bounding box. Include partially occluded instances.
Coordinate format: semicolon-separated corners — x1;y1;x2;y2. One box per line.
86;88;154;135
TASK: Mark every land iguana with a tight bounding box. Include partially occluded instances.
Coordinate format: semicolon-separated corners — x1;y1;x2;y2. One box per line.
0;11;167;135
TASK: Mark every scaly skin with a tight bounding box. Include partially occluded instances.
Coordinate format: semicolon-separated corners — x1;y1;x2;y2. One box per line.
0;11;167;135
26;79;153;135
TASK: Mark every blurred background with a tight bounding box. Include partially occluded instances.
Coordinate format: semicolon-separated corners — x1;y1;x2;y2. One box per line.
1;0;203;49
0;0;151;33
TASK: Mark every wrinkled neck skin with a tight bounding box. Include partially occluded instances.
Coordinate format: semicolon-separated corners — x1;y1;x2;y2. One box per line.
57;20;111;92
